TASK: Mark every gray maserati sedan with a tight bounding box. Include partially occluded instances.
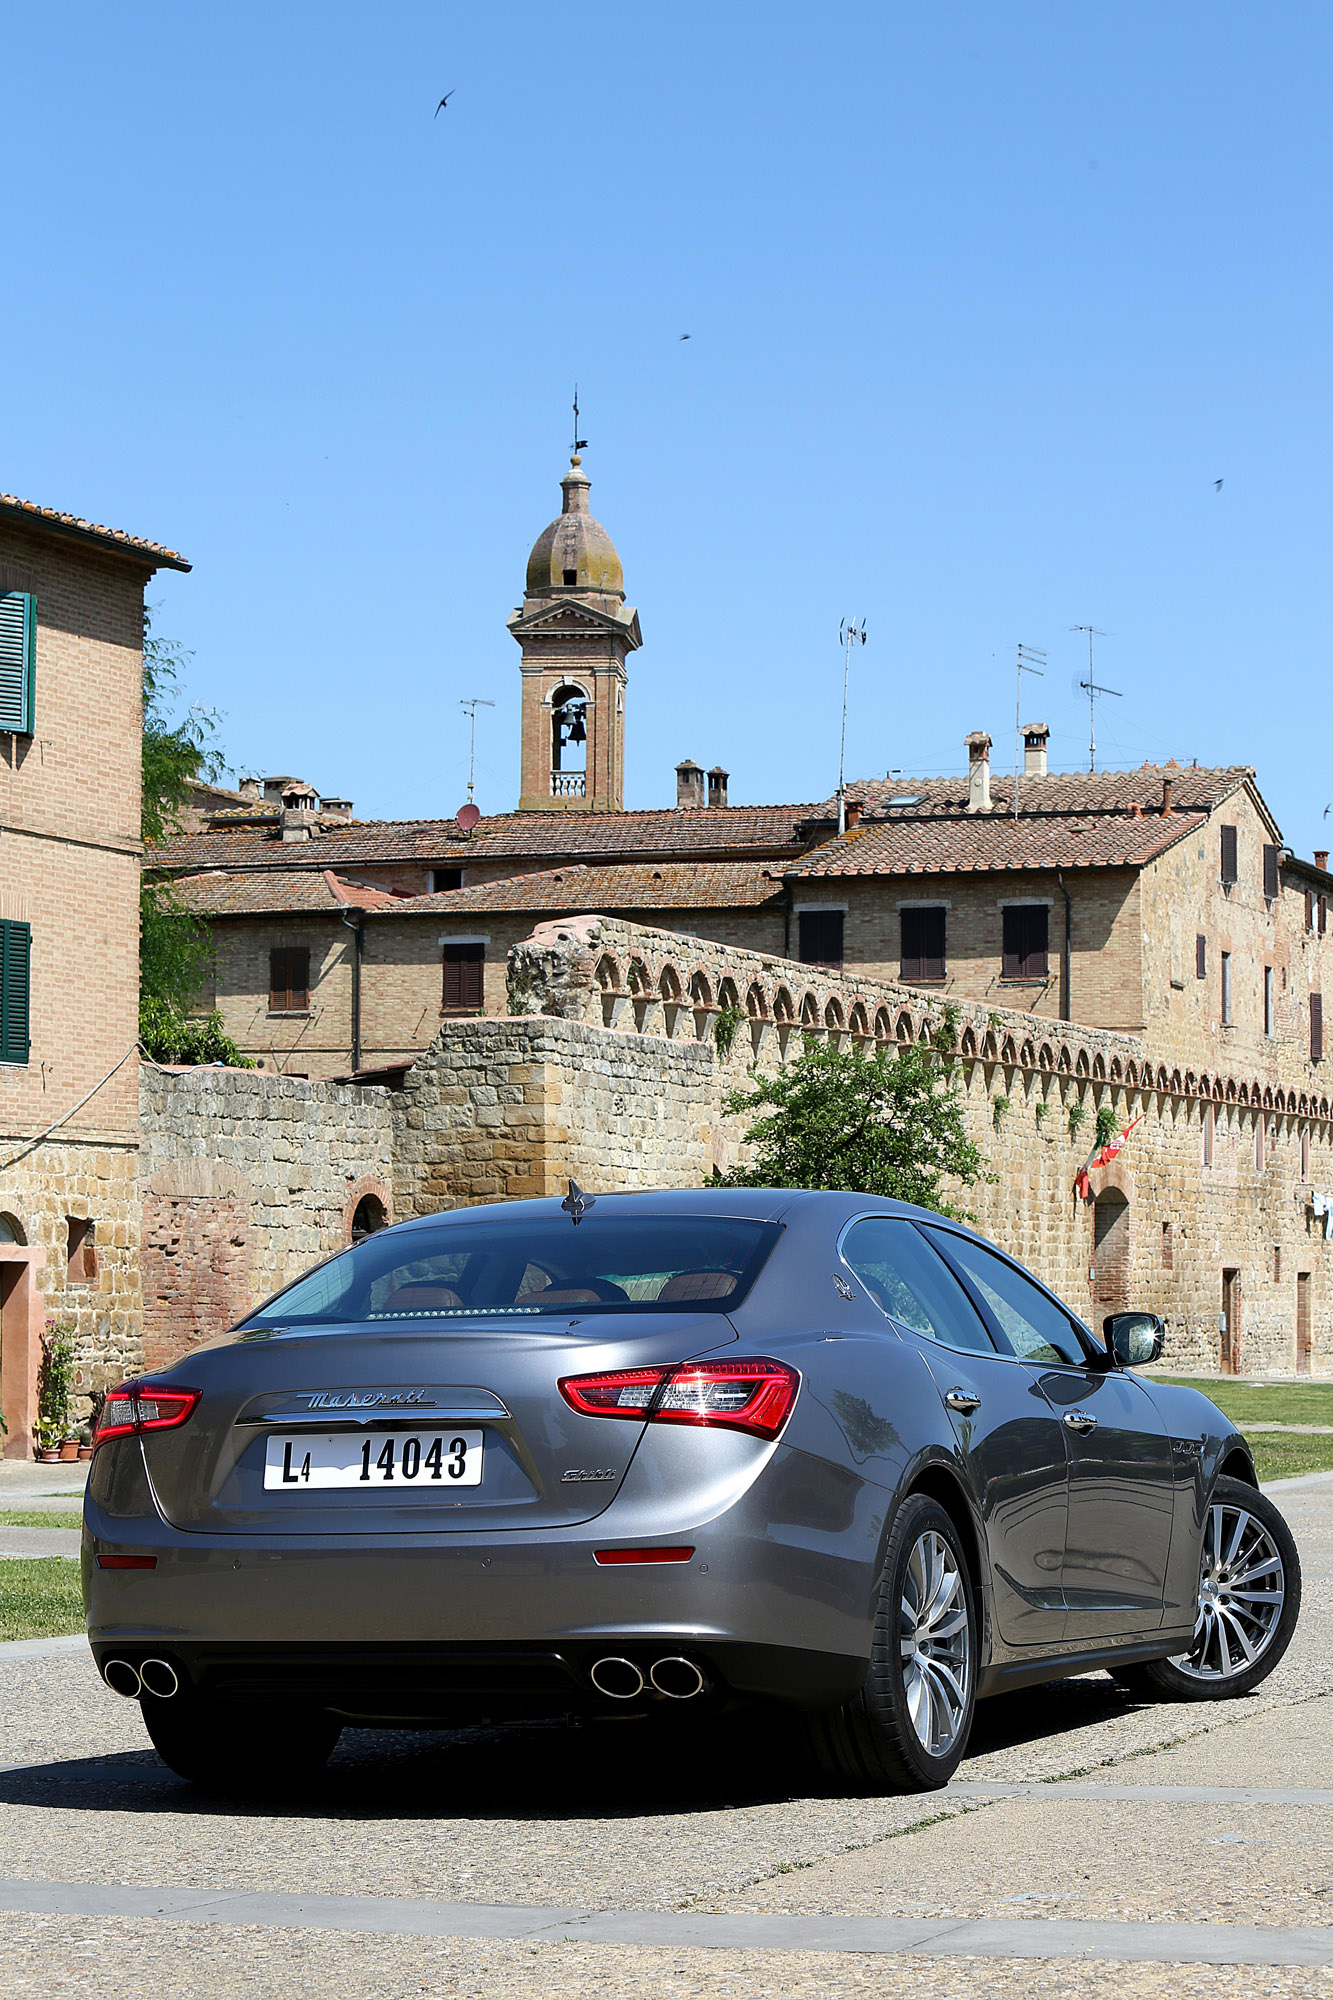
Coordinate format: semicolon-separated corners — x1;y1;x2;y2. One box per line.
83;1188;1301;1794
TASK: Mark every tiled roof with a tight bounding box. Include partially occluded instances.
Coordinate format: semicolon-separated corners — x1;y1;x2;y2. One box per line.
791;807;1207;877
832;763;1254;820
385;859;788;916
169;869;401;916
149;803;827;874
0;493;190;571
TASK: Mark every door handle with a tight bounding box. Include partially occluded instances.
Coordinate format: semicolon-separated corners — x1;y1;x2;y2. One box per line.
1063;1410;1098;1433
944;1388;982;1414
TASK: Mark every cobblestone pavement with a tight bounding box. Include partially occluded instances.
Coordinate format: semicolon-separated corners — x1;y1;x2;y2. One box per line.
0;1474;1329;1998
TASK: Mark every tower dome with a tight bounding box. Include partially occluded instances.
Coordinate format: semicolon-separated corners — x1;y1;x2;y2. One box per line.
524;456;624;596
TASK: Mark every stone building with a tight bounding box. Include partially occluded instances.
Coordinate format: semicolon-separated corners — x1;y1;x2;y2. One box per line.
0;491;189;1454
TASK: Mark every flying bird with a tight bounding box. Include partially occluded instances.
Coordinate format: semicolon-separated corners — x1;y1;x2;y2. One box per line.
435;91;454;116
1215;478;1224;491
679;333;691;341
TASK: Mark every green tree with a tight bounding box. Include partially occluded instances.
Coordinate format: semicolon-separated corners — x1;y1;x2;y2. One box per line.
720;1037;991;1218
139;614;251;1067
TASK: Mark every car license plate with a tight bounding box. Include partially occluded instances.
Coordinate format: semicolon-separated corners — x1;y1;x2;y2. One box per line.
263;1431;484;1490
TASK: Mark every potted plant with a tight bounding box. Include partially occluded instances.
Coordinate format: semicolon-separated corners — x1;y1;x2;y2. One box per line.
35;1319;76;1464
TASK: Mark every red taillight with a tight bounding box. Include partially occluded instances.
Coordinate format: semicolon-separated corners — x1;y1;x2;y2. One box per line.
559;1357;798;1441
96;1555;158;1570
93;1382;200;1450
594;1547;695;1565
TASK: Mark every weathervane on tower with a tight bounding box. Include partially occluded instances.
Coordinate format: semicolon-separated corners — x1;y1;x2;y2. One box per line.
571;386;588;461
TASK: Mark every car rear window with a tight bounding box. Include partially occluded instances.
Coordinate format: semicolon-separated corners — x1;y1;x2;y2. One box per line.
243;1216;783;1327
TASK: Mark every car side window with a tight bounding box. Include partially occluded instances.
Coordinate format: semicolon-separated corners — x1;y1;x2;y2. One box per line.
923;1228;1087;1367
841;1217;997;1355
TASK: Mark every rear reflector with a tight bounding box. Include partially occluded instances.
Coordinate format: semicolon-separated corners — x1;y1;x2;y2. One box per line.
560;1357;799;1441
93;1382;200;1450
593;1547;695;1566
96;1555;158;1570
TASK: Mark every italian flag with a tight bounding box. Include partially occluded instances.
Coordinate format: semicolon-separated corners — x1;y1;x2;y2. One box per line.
1074;1114;1143;1202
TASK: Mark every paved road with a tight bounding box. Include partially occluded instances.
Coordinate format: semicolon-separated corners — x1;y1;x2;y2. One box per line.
0;1474;1329;1999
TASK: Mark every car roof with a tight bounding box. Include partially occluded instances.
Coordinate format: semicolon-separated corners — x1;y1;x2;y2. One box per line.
379;1187;948;1237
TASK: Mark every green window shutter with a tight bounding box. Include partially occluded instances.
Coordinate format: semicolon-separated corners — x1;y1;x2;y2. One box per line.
0;920;31;1064
0;592;36;734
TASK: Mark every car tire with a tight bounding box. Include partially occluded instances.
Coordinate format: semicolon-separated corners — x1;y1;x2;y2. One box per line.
1114;1476;1301;1703
804;1492;977;1792
140;1688;343;1793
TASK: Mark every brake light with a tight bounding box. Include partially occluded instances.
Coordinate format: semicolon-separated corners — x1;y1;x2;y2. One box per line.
93;1382;200;1450
559;1358;798;1441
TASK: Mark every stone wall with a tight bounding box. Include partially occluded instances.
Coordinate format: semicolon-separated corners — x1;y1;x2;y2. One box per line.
138;1066;395;1372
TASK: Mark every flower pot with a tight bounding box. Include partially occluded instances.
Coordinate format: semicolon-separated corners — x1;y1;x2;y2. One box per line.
37;1449;61;1464
77;1445;93;1461
58;1439;80;1462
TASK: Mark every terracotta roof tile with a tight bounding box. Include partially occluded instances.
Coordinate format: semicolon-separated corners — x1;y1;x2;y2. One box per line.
791;807;1207;876
0;493;190;571
169;870;401;917
832;763;1254;820
384;859;787;916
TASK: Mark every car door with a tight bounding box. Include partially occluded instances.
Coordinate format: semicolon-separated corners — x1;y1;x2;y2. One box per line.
923;1226;1175;1642
839;1216;1069;1650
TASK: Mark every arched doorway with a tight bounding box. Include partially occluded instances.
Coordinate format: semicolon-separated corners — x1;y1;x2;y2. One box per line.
1092;1189;1131;1325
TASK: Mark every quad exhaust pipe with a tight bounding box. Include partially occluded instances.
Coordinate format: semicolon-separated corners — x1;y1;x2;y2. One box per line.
589;1655;708;1702
101;1657;180;1700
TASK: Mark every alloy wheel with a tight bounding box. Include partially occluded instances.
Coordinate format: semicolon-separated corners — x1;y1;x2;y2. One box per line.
1171;1499;1286;1682
899;1528;971;1756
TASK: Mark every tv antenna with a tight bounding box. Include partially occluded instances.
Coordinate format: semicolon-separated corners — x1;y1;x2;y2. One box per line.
837;618;867;835
1071;625;1118;772
458;698;495;805
1013;643;1046;820
571;385;588;459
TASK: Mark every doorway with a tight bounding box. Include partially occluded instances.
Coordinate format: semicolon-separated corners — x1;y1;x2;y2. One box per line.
1092;1190;1131;1323
1221;1268;1242;1376
0;1254;42;1460
1297;1272;1312;1375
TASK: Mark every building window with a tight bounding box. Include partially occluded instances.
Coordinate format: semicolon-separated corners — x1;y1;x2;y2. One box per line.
1220;823;1238;886
0;591;36;735
899;908;946;981
562;568;578;586
1254;1118;1265;1171
351;1194;387;1242
1306;890;1314;932
1203;1102;1215;1167
1221;951;1233;1026
1263;843;1280;901
1301;1125;1312;1180
1312;992;1324;1062
1264;965;1275;1037
1002;905;1048;979
0;918;31;1064
442;941;485;1012
1161;1220;1173;1270
1322;895;1328;936
268;947;310;1013
798;910;844;970
431;868;463;894
66;1216;96;1285
1274;1243;1282;1283
1196;934;1207;980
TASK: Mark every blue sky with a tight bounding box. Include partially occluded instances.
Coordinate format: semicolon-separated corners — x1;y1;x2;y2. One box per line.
4;3;1331;851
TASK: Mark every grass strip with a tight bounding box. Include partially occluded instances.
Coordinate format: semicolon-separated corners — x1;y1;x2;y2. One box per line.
0;1557;85;1641
0;1511;84;1531
1153;1376;1333;1479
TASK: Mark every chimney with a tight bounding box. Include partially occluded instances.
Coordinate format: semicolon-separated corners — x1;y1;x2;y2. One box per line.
1022;722;1050;778
1161;775;1173;815
965;731;992;813
280;809;313;843
238;776;262;801
676;759;704;808
321;798;354;821
845;798;863;829
1317;851;1329;872
707;765;729;809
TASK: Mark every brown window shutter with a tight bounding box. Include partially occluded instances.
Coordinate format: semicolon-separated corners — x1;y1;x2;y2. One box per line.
1307;890;1314;932
1263;844;1280;900
1003;906;1048;978
1220;824;1238;884
268;947;310;1011
443;942;485;1011
798;911;844;969
1196;934;1207;980
1312;992;1324;1063
920;908;946;980
1002;907;1022;978
1322;896;1328;937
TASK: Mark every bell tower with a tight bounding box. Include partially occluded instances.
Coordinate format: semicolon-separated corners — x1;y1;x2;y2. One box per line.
509;454;641;812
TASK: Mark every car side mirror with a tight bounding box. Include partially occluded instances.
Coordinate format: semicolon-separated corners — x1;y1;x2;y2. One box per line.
1104;1312;1165;1368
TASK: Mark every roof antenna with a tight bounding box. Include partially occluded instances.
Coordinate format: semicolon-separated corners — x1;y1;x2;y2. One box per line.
837;619;868;835
458;698;495;806
561;1179;595;1226
571;385;588;460
1014;644;1046;820
1071;625;1118;773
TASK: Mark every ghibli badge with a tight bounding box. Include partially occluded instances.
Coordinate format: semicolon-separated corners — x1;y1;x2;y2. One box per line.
561;1468;618;1482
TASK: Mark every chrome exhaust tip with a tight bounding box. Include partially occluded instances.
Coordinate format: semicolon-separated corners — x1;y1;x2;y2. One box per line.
589;1656;645;1701
648;1656;707;1700
138;1657;179;1700
102;1658;142;1699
